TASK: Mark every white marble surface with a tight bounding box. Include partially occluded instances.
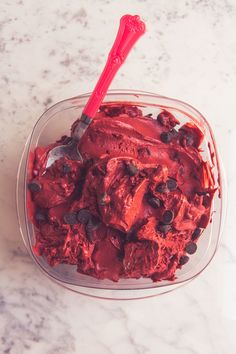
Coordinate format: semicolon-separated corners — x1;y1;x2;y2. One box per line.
1;0;236;353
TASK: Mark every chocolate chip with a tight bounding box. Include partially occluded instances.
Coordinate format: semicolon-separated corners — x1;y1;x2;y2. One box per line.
179;255;189;265
162;210;174;224
126;162;139;176
191;227;201;241
148;197;161;208
145;113;153;118
156;182;168;193
35;211;47;222
185;242;197;255
28;181;42;192
63;212;78;225
166;178;177;191
157;222;172;234
77;209;91;224
160;132;171;143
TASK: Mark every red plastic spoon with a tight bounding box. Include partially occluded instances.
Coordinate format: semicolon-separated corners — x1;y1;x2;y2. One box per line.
46;14;146;168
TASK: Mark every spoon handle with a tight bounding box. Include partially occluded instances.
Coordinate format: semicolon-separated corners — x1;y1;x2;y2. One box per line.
82;14;146;118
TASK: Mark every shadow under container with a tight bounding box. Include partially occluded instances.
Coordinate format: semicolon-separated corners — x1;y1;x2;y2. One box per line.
17;90;226;300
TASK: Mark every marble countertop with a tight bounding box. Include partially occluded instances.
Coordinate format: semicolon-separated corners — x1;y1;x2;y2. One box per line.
1;1;236;353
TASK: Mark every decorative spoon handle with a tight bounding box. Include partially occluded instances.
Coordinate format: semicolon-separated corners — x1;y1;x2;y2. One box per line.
46;15;146;167
82;14;146;118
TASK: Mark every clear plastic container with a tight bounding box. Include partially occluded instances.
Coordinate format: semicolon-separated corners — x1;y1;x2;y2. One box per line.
17;90;226;299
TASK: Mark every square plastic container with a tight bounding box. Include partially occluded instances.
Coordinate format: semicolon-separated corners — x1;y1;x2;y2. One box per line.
17;90;226;299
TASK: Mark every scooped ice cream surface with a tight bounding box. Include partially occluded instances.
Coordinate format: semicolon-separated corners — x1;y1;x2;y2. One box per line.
28;104;216;282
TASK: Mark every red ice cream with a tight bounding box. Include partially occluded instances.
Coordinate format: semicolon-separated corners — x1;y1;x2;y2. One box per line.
28;104;216;282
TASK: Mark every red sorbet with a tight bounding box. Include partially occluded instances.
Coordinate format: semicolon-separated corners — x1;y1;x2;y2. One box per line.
28;104;216;282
